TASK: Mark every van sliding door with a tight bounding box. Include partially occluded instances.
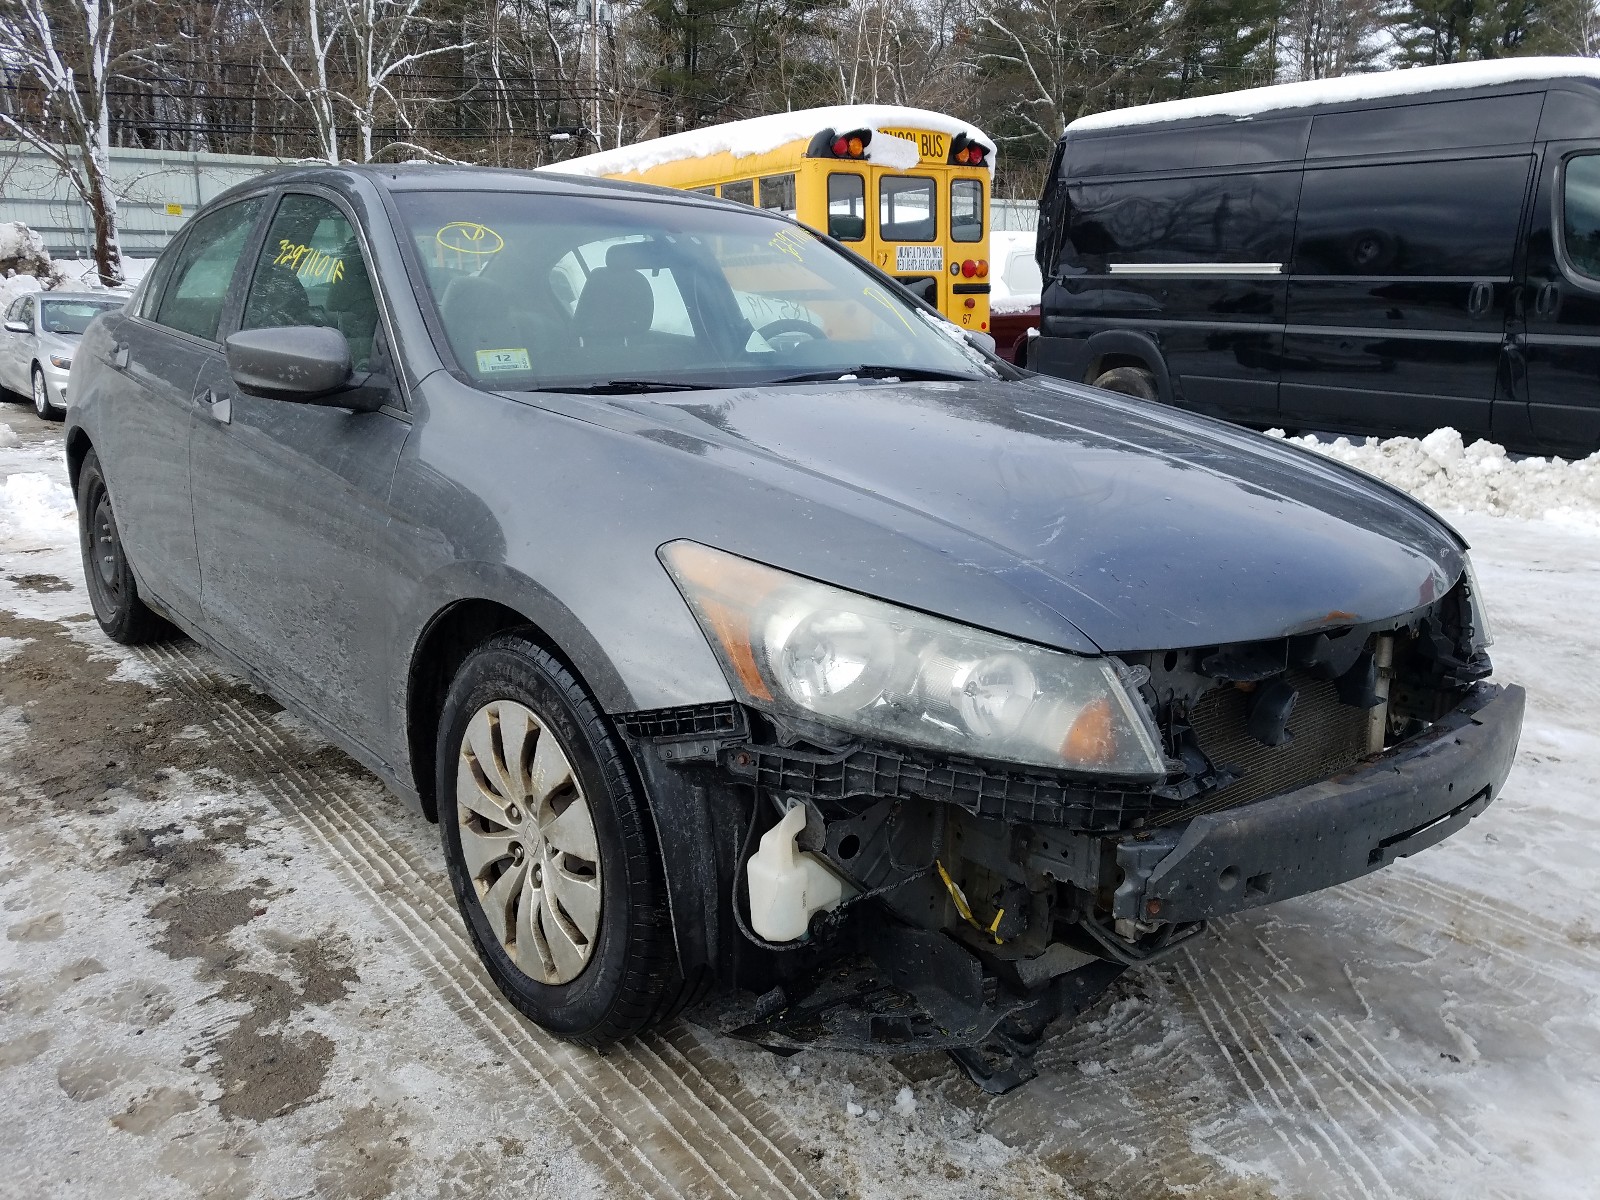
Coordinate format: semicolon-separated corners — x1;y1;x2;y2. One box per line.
1281;95;1542;439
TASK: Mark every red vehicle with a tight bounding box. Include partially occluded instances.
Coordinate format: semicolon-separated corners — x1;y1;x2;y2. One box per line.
989;231;1040;365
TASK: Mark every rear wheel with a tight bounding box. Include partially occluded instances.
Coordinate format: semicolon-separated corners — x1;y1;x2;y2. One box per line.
76;449;169;644
1090;365;1159;402
32;365;61;421
437;634;680;1045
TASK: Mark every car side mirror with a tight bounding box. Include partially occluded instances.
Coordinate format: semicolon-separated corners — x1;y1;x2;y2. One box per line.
964;330;997;357
3;320;29;334
224;326;385;412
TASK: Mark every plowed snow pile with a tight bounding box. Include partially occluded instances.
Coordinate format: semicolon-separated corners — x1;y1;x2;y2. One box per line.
1271;426;1600;529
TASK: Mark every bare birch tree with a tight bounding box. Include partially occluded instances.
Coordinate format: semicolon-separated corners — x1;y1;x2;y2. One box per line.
0;0;130;284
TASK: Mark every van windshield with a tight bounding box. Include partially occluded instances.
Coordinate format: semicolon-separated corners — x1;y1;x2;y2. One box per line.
394;191;994;392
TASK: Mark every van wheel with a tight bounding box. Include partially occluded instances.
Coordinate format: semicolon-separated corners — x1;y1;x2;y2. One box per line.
436;634;681;1046
76;449;170;644
1091;366;1159;402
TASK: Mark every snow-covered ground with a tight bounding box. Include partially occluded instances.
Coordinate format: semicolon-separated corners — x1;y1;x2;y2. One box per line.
2;403;1597;1198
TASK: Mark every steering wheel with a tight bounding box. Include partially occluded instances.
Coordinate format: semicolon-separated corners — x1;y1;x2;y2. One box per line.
757;318;827;351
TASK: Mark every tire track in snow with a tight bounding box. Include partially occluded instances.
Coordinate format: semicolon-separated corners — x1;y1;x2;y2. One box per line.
138;640;829;1200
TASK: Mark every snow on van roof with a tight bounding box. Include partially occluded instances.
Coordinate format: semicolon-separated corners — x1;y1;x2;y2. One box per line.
1067;57;1600;133
541;106;996;179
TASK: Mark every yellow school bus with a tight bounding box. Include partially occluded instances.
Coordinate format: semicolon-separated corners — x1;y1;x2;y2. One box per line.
543;106;997;333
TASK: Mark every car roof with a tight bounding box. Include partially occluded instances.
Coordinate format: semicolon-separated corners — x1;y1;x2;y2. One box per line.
38;292;126;303
208;161;750;211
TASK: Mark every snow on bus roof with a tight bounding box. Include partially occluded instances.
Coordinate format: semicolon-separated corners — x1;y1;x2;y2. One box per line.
540;106;996;178
1067;57;1600;133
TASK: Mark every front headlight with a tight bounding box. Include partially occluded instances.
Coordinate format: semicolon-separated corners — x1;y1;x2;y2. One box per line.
49;354;71;371
1461;555;1494;650
661;541;1165;778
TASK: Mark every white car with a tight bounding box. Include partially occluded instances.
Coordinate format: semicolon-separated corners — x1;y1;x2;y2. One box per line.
1;291;127;420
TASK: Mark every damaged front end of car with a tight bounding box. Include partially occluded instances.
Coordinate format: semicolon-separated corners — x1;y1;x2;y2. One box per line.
615;542;1524;1093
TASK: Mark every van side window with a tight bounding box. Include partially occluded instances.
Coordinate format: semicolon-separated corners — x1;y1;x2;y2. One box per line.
828;174;865;241
1057;173;1297;271
722;180;754;206
1561;154;1600;281
1294;158;1528;276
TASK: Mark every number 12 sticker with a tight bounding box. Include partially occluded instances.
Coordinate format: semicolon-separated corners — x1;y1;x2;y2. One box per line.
476;348;532;373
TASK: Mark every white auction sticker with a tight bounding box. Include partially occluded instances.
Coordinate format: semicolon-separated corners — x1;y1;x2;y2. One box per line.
895;245;943;273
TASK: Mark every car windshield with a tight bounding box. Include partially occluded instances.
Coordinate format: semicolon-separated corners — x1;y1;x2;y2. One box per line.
41;299;120;336
393;190;996;391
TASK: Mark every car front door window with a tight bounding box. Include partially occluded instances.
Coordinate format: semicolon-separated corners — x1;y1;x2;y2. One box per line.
241;193;381;371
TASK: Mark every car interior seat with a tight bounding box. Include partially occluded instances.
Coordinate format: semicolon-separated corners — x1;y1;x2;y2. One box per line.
240;261;314;332
440;274;541;371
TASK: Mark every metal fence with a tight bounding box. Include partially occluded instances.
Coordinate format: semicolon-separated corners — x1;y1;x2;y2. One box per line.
0;141;293;260
993;198;1038;233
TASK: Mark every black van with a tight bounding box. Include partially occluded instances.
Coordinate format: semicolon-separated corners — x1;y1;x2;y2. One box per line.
1032;59;1600;457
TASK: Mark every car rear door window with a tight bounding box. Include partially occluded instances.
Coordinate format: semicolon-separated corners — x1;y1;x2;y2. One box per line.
151;198;264;341
241;194;380;371
1561;153;1600;282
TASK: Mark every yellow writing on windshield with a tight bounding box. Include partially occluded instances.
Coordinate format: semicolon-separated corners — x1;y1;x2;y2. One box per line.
768;228;810;264
436;222;505;255
273;240;345;284
862;284;913;331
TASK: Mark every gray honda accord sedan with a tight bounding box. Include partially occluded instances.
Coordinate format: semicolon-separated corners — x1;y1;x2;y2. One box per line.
67;165;1523;1090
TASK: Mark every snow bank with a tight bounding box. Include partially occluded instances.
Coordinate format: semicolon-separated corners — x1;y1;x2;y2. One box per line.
1069;57;1600;132
0;425;18;450
0;471;76;540
543;105;996;181
1270;427;1600;528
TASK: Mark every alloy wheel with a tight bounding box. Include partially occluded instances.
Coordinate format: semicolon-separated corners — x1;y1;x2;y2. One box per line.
32;368;49;418
455;699;603;985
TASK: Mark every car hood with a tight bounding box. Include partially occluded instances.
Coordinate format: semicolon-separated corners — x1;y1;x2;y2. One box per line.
608;377;1464;653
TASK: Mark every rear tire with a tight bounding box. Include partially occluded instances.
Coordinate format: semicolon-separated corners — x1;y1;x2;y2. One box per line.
32;365;62;422
436;634;682;1046
76;448;170;645
1090;365;1159;402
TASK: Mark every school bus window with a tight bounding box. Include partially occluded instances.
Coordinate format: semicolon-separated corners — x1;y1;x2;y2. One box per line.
691;186;717;196
881;176;936;242
828;173;865;241
952;179;983;243
758;174;797;218
722;179;755;206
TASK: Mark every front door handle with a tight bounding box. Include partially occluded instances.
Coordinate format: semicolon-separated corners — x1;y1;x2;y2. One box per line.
198;387;232;425
112;342;130;370
1535;281;1561;318
1467;281;1494;318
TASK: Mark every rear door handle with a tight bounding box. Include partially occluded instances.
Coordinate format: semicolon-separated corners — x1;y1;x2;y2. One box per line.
1535;281;1560;318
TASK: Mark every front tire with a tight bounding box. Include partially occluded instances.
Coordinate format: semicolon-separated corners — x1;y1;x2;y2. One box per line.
32;365;62;421
437;634;678;1046
76;448;169;644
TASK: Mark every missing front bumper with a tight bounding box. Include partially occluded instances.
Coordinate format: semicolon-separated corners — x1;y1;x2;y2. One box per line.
1113;682;1525;925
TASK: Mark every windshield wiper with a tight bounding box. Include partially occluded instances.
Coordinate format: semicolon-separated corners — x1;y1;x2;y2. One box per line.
764;364;981;385
535;379;717;395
